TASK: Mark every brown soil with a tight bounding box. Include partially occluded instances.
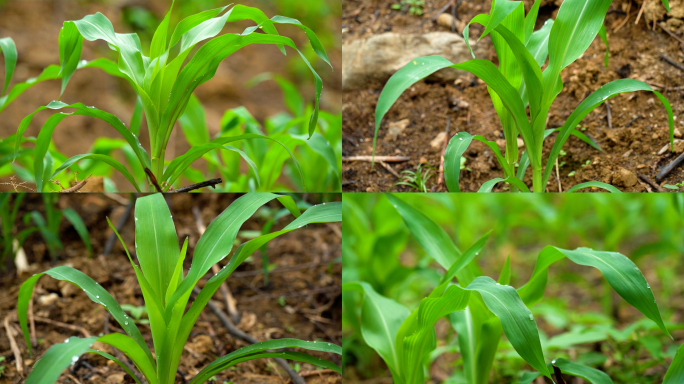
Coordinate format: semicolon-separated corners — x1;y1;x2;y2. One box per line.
0;0;342;192
0;193;342;383
342;0;684;192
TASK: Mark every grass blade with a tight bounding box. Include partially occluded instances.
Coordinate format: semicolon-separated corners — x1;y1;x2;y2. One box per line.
24;336;98;384
61;208;92;257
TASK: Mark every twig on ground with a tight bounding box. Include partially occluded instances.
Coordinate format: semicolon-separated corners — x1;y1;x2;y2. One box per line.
34;317;92;338
430;0;454;21
343;155;410;162
437;116;451;187
624;114;642;128
66;373;83;384
613;2;631;32
193;205;241;324
637;172;665;192
171;178;223;193
194;287;308;384
659;54;684;72
244;286;341;302
658;22;684;46
635;0;647;25
380;160;401;178
4;315;23;376
103;196;135;256
58;175;91;193
646;81;684;92
656;151;684;182
1;176;36;192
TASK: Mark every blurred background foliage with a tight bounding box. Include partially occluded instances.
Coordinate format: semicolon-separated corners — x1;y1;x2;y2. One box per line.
343;194;684;383
0;0;341;192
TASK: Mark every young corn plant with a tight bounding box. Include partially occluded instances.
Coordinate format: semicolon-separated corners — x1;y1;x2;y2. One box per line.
343;194;680;383
17;193;342;383
373;0;674;192
14;2;331;192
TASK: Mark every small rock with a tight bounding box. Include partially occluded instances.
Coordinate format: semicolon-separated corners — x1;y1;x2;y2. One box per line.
38;293;59;307
430;132;447;149
188;335;214;355
622;149;633;158
495;139;506;149
647;98;655;107
675;140;684;154
106;373;126;384
419;157;428;163
388;119;410;141
517;138;525;148
613;167;637;188
674;128;682;138
652;132;659;140
24;359;33;366
436;13;456;29
449;97;470;111
59;281;78;297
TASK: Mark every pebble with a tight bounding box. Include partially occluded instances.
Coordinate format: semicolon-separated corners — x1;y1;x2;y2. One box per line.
430;131;447;149
674;128;682;138
436;13;457;30
388;119;410;141
38;293;59;306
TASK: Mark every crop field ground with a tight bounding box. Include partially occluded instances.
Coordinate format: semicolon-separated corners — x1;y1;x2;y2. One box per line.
0;193;342;383
342;194;684;383
342;0;684;192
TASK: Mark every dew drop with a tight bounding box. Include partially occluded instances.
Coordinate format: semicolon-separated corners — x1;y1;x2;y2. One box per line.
459;138;463;141
528;314;534;321
71;356;78;364
495;282;501;286
552;359;556;364
64;338;70;343
646;283;650;289
125;321;128;325
96;295;99;298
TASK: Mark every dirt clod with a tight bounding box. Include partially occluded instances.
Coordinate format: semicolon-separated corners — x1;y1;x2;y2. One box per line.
614;167;638;187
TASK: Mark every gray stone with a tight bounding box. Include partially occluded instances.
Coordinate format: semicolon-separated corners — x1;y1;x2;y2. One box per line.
343;32;483;90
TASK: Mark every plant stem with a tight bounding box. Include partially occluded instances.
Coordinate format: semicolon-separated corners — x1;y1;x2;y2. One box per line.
533;168;543;193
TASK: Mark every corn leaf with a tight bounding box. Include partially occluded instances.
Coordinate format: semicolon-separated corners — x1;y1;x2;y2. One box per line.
58;22;83;95
552;358;613;383
566;181;622;193
61;208;92;257
0;37;17;96
518;246;671;338
51;154;141;192
664;344;684;383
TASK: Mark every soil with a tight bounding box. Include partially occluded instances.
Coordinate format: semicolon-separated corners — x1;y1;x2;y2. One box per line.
342;0;684;192
0;193;342;383
0;0;342;192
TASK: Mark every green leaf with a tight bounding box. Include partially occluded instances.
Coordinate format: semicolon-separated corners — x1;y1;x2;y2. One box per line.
150;1;174;61
62;208;92;257
58;22;83;95
566;181;622;193
598;24;609;68
342;282;409;378
527;19;554;67
24;336;99;384
518;246;671;338
17;267;155;366
440;230;491;285
524;0;541;44
51;154;141;192
247;73;304;117
134;193;179;302
552;358;613;384
543;79;673;186
664;343;684;384
385;193;460;270
0;37;17;96
87;349;142;384
189;339;341;384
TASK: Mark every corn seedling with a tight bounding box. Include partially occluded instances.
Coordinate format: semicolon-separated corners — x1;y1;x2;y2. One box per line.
13;2;331;192
17;193;341;383
0;193;91;271
393;163;434;192
175;73;341;192
343;194;680;383
392;0;425;16
373;0;674;192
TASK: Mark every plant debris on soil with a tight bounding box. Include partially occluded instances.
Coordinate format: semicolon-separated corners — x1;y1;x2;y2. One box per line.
0;193;342;384
342;0;684;192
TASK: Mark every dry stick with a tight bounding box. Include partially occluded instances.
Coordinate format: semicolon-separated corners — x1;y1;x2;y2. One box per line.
624;114;643;128
379;160;400;178
342;155;410;162
103;196;135;256
4;316;23;376
59;176;91;193
645;81;684;91
437;116;451;187
65;373;83;384
605;101;613;129
171;178;223;193
193;206;240;324
637;172;665;192
430;0;455;22
34;317;92;338
658;22;684;46
660;54;684;72
451;0;457;32
656;151;684;182
635;0;647;25
28;296;37;347
613;2;631;32
193;287;307;384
